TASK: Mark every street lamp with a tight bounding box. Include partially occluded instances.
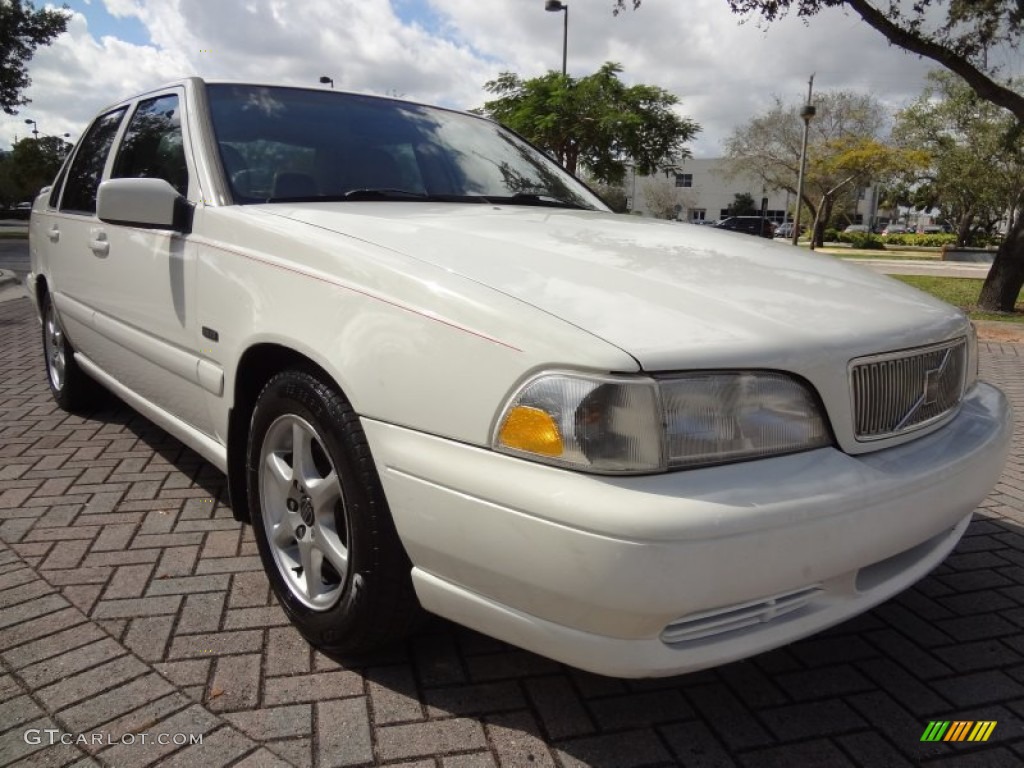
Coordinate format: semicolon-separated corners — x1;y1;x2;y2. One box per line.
792;75;815;247
319;75;334;89
544;0;568;76
24;119;39;138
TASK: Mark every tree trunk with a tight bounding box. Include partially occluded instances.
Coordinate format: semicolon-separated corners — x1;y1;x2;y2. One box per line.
956;211;973;248
813;196;835;249
978;213;1024;312
564;143;579;177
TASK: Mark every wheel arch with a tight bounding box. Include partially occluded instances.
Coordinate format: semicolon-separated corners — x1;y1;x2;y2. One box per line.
227;342;343;523
34;275;49;321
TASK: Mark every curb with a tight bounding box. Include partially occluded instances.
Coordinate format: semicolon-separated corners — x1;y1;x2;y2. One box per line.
0;269;17;289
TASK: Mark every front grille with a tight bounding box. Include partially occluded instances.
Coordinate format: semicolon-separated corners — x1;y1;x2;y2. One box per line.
851;338;966;440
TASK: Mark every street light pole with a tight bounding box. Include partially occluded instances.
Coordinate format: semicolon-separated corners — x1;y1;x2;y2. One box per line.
791;74;815;247
319;76;334;89
24;119;39;138
545;0;568;76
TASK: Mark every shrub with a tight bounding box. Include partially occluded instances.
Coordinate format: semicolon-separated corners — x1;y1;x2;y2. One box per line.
883;233;957;248
824;228;840;243
848;233;886;250
835;231;885;249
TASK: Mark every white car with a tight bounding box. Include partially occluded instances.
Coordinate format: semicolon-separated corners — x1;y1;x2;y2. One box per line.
28;79;1011;677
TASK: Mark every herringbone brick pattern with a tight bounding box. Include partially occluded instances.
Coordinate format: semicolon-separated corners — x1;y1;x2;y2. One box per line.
1;293;1023;767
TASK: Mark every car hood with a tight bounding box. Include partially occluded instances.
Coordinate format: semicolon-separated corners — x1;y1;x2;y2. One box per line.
260;203;968;371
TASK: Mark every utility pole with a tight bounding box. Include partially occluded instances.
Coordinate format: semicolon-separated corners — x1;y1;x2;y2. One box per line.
792;74;815;247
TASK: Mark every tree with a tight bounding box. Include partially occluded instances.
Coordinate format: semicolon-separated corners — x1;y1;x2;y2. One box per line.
5;134;71;200
0;152;19;209
726;192;758;216
723;91;924;246
589;180;630;213
614;0;1024;309
1;0;71;115
894;71;1023;248
480;62;700;185
643;176;690;219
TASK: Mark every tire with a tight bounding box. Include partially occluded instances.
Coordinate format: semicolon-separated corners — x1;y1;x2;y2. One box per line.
247;369;418;654
41;292;102;412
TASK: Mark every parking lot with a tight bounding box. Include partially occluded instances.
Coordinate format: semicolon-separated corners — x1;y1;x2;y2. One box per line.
1;290;1023;767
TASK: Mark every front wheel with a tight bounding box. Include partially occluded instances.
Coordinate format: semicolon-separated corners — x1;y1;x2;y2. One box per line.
247;370;418;653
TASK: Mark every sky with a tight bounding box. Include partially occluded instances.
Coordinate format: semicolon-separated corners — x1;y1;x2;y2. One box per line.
4;0;1020;157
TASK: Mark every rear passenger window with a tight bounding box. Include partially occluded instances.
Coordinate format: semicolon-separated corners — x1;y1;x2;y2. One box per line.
112;94;188;195
60;108;127;215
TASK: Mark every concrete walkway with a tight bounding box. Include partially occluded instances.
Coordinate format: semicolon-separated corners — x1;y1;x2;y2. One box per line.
1;293;1023;766
842;258;991;279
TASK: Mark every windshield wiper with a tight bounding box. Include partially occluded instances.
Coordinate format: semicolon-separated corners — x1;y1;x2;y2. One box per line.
262;189;430;203
342;188;429;201
494;193;590;210
261;191;553;205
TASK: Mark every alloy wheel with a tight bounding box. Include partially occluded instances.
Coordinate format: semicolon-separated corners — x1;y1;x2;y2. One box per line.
259;414;350;610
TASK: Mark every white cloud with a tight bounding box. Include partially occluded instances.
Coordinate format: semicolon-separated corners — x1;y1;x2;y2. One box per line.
5;11;190;145
4;0;1010;158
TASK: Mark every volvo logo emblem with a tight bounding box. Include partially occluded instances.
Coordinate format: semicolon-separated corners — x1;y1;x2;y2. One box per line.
922;365;942;405
922;348;951;407
894;348;951;431
300;497;315;526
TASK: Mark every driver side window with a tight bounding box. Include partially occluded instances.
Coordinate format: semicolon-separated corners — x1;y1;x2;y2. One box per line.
112;94;189;195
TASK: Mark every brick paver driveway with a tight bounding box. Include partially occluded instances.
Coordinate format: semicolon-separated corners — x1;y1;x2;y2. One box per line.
1;293;1023;767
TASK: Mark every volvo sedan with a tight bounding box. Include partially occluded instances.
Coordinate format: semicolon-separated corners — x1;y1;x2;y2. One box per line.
27;79;1011;677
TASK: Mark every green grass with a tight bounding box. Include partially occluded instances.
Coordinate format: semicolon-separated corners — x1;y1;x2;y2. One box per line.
892;275;1024;324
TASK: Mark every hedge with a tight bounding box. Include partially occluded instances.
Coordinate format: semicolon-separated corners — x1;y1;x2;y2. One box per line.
882;233;958;248
833;231;886;249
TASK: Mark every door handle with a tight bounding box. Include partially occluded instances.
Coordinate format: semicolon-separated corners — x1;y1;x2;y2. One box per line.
89;229;109;256
47;226;60;243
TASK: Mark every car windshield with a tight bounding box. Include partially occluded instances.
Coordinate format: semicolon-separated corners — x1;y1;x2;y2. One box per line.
207;84;605;211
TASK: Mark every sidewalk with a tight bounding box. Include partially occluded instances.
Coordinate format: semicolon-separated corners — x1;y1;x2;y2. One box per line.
2;297;1024;766
0;272;27;306
842;257;991;280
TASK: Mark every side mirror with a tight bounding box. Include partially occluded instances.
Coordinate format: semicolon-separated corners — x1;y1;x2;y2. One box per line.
97;178;193;233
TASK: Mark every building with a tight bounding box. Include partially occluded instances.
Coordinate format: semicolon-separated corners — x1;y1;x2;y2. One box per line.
626;157;876;227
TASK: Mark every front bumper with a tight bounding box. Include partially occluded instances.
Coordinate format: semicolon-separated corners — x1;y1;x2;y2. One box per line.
363;382;1011;677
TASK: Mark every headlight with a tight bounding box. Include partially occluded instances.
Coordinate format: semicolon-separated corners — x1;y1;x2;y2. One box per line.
493;371;831;474
493;373;663;473
660;372;830;468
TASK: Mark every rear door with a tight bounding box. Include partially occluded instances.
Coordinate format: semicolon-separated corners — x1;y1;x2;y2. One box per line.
45;106;129;366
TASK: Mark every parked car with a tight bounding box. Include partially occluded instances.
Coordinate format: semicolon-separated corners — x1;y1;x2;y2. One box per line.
843;224;870;234
9;201;33;220
28;79;1011;678
881;224;910;236
714;215;775;238
773;222;804;239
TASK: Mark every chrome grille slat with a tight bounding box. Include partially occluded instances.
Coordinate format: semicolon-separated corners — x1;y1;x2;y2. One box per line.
851;339;966;440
